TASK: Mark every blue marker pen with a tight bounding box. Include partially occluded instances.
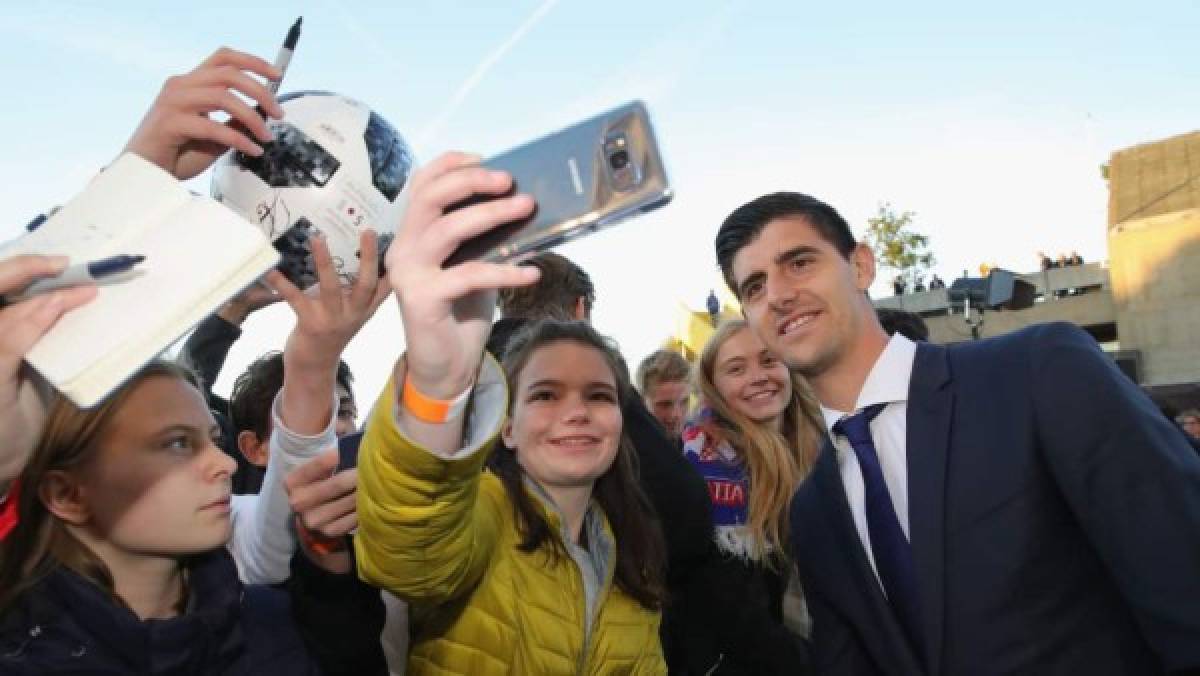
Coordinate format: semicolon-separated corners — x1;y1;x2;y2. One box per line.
2;254;145;304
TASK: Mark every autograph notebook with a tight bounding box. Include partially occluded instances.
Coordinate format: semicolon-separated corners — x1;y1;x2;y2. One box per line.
0;153;279;407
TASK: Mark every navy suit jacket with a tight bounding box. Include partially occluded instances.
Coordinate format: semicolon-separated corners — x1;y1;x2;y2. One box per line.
790;322;1200;675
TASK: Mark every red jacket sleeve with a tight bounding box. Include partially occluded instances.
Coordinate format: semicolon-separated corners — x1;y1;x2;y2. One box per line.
0;479;20;540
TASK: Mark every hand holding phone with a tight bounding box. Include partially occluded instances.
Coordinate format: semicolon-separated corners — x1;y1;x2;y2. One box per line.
385;153;539;404
443;101;673;265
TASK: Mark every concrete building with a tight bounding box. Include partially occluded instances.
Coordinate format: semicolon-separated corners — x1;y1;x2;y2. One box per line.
875;130;1200;410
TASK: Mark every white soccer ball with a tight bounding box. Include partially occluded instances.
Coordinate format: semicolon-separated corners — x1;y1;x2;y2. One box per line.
211;90;414;288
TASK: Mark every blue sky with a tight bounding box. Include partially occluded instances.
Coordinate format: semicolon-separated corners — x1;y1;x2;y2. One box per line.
1;1;1196;405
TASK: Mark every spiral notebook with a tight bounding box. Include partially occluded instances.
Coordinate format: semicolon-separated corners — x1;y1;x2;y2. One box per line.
0;153;280;408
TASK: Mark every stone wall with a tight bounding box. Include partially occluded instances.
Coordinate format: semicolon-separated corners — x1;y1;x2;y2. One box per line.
1107;207;1200;385
1108;130;1200;226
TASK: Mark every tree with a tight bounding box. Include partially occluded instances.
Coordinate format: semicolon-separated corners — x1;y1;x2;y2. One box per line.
863;203;935;290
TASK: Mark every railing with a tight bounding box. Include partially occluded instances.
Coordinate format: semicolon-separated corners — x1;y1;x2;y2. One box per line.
875;262;1110;315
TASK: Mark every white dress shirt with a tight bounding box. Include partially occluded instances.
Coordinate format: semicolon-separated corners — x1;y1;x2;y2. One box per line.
819;333;917;587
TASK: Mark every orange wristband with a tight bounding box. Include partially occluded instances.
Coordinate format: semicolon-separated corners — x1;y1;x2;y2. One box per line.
295;515;348;556
401;375;472;424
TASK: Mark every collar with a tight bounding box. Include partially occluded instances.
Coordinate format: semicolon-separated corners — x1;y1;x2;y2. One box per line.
520;475;608;545
520;475;615;609
820;333;918;435
11;549;244;671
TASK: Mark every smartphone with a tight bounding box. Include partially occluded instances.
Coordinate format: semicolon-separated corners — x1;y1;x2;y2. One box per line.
444;100;673;265
336;431;361;472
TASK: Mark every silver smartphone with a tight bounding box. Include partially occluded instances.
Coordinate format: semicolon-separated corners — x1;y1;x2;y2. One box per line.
444;101;673;265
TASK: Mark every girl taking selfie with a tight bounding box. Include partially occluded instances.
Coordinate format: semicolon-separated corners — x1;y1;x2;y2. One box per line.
355;152;667;675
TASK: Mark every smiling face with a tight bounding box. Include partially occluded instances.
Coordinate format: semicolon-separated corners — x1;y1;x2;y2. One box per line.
502;341;623;492
712;327;792;429
71;375;237;557
730;216;877;380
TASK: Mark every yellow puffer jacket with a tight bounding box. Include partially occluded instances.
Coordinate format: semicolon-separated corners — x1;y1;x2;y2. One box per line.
355;358;666;675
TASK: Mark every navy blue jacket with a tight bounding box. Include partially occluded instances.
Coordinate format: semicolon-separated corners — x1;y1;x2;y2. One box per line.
790;323;1200;675
0;549;322;675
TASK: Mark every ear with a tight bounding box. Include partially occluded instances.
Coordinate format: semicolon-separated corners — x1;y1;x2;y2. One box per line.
850;243;877;291
40;470;90;526
237;430;269;467
500;419;516;450
573;296;588;321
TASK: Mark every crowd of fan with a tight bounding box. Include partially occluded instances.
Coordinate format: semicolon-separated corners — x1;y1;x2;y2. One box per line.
1;46;1198;676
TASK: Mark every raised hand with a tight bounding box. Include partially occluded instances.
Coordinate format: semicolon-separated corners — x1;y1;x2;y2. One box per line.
385;152;539;402
287;448;357;537
0;256;97;484
285;448;357;574
123;47;285;180
268;231;390;434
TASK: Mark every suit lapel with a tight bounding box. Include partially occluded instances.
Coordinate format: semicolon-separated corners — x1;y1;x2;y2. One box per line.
812;441;924;675
906;342;954;676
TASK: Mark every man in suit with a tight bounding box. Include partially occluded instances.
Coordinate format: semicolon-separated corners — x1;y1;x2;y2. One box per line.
714;192;1200;675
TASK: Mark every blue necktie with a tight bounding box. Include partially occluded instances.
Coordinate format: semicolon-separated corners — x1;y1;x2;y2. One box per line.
833;403;925;661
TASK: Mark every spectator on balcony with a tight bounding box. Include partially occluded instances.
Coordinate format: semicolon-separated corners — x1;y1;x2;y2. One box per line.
893;275;906;296
928;274;945;290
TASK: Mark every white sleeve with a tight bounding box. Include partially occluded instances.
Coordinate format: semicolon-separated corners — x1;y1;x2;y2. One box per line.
389;352;507;461
226;389;338;584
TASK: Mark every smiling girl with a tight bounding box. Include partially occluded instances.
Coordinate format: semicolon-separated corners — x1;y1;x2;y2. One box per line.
354;152;666;675
677;318;822;674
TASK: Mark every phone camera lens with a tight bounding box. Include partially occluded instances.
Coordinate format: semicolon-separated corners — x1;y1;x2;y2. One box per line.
609;149;630;171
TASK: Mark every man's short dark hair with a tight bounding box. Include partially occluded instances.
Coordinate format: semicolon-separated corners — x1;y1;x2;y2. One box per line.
229;351;355;440
876;308;930;342
498;252;595;320
715;192;857;295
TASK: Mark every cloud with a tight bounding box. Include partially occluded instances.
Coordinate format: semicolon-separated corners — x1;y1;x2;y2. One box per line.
322;0;410;77
556;0;742;123
415;0;561;148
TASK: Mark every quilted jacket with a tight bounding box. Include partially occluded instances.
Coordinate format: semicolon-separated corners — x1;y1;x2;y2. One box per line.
355;356;666;675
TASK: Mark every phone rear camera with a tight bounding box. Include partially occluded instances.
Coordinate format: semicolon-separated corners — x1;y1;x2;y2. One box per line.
609;149;630;171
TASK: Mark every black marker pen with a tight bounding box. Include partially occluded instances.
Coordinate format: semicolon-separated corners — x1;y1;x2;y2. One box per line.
268;17;302;95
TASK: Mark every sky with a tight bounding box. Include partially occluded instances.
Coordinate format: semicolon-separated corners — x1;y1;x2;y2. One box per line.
1;1;1197;409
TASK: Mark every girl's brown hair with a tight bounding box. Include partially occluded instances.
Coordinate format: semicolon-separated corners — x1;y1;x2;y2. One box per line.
0;361;201;612
487;319;666;610
694;319;823;569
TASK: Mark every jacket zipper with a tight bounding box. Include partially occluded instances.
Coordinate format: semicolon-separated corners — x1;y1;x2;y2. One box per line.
575;559;615;676
575;564;595;676
704;653;725;676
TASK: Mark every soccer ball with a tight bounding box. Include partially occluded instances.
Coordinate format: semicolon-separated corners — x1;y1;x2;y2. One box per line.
211;90;414;289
